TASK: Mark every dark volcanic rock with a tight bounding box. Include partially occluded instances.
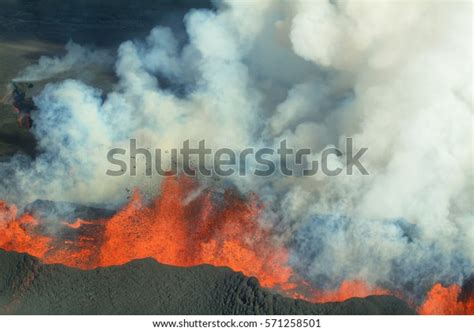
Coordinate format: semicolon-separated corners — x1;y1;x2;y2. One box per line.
0;249;415;314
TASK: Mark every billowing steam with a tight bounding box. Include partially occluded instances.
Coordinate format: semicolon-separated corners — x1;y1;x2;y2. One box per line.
0;0;472;303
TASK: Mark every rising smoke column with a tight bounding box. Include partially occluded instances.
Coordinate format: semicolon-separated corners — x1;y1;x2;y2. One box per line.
0;0;472;304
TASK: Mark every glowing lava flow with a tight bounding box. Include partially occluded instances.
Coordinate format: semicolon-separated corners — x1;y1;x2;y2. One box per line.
0;176;293;290
0;176;472;314
418;283;474;315
97;176;294;289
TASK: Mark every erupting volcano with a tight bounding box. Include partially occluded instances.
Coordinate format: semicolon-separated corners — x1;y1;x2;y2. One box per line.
0;176;472;314
0;0;472;318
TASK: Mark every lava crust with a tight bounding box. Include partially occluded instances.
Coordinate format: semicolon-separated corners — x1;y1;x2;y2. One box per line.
0;249;415;315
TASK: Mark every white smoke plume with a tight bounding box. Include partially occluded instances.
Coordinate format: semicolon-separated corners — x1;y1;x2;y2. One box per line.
14;41;113;82
0;0;472;301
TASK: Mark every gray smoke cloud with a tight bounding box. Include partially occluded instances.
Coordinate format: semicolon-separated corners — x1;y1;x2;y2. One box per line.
0;0;472;302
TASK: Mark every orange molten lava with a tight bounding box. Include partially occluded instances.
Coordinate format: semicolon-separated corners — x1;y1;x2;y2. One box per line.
0;176;472;314
418;283;474;315
0;176;293;289
0;201;51;257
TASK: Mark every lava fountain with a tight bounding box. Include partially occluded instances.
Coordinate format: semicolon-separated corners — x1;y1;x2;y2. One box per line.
0;176;472;314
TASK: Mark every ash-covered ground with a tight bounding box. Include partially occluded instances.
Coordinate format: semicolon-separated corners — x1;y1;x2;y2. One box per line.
0;249;414;315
